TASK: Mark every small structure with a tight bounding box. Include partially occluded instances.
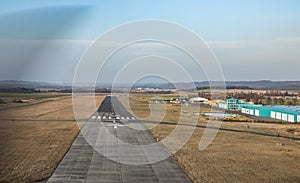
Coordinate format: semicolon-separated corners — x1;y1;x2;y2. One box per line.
189;97;208;104
149;99;167;104
170;97;187;104
202;113;237;118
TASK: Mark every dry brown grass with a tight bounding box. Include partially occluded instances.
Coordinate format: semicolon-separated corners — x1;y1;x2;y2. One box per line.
2;93;299;182
121;94;300;182
0;121;79;183
0;94;105;183
174;127;300;182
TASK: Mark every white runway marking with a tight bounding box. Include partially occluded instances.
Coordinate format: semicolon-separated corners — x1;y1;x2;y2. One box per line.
117;116;136;120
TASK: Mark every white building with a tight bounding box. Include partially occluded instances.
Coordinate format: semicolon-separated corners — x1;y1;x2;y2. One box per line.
189;97;208;104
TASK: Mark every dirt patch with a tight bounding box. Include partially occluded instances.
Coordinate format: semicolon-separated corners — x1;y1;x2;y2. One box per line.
283;127;300;136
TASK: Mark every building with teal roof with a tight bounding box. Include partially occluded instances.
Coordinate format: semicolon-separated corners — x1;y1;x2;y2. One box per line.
218;98;262;111
241;105;300;123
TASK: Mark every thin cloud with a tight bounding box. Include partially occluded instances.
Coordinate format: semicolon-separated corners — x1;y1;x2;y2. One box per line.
206;41;267;49
206;41;244;49
275;37;300;43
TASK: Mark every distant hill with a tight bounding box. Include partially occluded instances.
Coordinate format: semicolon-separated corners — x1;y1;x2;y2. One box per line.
0;80;299;91
150;80;300;90
0;80;70;89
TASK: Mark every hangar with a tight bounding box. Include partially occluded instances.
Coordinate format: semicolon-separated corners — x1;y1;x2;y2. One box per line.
241;105;300;123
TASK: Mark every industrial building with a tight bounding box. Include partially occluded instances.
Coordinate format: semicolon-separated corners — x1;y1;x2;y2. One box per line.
218;98;262;111
241;105;300;123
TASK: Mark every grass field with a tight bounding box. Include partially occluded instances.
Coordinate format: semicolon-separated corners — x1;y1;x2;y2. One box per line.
0;93;69;100
0;93;105;183
1;93;299;182
120;94;300;182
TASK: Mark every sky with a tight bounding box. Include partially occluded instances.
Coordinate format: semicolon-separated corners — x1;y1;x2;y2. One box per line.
0;0;300;83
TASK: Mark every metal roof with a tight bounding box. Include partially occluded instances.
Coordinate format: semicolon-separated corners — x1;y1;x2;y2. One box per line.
227;98;238;101
242;105;300;115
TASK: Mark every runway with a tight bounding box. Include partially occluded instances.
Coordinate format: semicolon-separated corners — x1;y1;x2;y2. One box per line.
47;96;191;183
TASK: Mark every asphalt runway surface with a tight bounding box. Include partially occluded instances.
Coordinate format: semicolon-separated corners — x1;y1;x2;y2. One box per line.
47;96;191;183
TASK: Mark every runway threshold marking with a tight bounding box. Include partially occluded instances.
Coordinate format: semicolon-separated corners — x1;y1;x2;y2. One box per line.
90;116;136;120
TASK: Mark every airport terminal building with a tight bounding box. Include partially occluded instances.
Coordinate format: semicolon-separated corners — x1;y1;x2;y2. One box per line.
218;98;262;111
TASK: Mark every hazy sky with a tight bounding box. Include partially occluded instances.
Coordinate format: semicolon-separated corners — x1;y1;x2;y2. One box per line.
0;0;300;83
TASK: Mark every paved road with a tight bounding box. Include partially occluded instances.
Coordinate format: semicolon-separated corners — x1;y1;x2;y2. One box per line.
47;96;191;183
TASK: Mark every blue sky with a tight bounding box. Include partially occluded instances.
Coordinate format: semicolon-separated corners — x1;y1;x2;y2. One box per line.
0;0;300;83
